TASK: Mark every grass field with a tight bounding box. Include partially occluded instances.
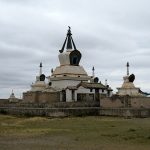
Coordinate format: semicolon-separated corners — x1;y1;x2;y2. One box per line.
0;115;150;150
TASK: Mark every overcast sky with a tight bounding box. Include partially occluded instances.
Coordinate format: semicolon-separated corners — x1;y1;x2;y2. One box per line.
0;0;150;98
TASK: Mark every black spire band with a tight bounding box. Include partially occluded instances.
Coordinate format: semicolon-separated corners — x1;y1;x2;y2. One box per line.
59;26;77;53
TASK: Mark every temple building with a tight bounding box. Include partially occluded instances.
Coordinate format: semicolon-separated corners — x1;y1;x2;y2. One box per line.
116;62;145;97
23;27;113;103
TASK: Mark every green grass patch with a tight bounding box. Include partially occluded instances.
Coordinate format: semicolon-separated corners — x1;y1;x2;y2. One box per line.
0;115;150;150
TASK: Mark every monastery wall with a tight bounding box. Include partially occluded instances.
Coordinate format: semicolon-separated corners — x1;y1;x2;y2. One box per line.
38;92;60;103
99;108;150;118
130;97;150;108
0;105;150;118
0;99;9;104
23;92;37;102
23;91;60;103
1;97;150;117
100;96;150;108
101;98;123;108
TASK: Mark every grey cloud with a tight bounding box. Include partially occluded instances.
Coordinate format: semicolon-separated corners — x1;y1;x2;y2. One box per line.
0;0;150;98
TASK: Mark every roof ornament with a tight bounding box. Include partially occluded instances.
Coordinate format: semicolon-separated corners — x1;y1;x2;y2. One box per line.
51;68;53;73
59;26;77;53
66;26;72;49
126;62;129;76
40;62;42;68
105;79;107;86
39;62;42;75
10;89;15;98
92;66;95;77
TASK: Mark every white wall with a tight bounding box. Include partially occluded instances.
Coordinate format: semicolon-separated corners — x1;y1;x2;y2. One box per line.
51;80;80;90
58;52;70;65
118;88;140;96
76;86;93;94
66;89;72;102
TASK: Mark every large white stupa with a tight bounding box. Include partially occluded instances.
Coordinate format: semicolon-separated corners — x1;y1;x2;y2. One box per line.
48;26;91;90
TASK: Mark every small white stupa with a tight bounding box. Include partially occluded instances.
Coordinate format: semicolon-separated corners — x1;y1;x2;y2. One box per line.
31;62;46;91
9;90;19;102
117;62;144;97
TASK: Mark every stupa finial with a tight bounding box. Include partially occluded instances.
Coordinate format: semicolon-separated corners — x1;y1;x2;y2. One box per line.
126;62;129;76
59;26;77;53
39;62;42;75
92;66;95;77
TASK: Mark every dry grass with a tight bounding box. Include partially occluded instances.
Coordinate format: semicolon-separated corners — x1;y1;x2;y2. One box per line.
0;115;150;150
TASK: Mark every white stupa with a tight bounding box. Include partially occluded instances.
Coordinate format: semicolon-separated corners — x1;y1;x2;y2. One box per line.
9;90;19;102
48;26;91;90
31;62;46;91
117;62;144;97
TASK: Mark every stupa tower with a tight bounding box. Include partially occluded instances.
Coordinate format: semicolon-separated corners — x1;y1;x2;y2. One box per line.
117;62;144;97
127;62;129;76
31;62;46;91
49;27;91;90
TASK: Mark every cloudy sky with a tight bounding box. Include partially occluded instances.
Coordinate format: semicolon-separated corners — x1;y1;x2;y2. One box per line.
0;0;150;98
